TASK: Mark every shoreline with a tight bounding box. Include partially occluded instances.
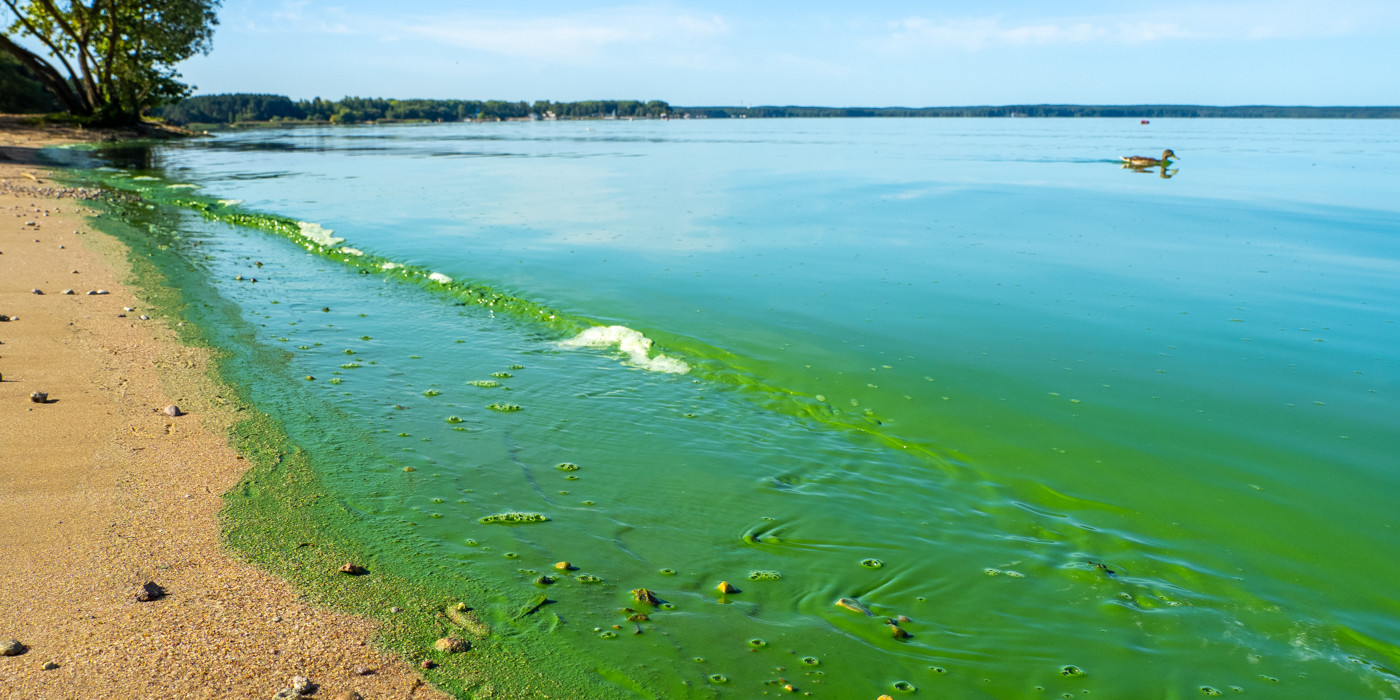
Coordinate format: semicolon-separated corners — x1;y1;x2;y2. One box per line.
1;127;450;698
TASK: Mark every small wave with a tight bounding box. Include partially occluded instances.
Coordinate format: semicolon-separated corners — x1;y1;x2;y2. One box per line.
428;272;452;283
217;199;243;207
560;325;690;374
340;247;365;256
381;262;401;270
167;183;199;189
297;221;344;246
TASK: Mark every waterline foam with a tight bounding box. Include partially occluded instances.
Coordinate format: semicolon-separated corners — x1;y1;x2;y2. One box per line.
560;325;691;374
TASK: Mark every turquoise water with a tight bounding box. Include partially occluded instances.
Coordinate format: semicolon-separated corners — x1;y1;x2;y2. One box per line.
69;118;1399;697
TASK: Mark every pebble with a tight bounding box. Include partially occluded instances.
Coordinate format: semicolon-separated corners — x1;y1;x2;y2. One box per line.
138;314;150;320
124;306;135;312
351;665;374;676
135;581;166;602
291;676;315;694
61;289;74;295
434;636;469;653
339;562;368;575
31;288;42;295
420;659;436;669
331;693;364;700
162;405;182;417
30;391;48;404
716;581;738;594
0;639;26;656
0;314;10;322
41;661;59;670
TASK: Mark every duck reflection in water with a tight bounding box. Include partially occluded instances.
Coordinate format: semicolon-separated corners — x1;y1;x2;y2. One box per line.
1121;162;1178;179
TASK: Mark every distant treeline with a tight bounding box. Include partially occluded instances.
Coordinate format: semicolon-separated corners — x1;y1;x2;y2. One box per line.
680;104;1400;119
156;94;673;125
149;94;1400;125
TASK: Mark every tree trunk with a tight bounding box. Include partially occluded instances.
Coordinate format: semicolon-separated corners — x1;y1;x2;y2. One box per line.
0;34;91;115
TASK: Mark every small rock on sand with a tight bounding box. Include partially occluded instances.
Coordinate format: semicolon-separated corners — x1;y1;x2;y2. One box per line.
434;637;469;653
30;391;48;404
31;289;43;295
162;404;182;417
134;581;166;602
331;693;364;700
352;665;374;676
41;661;59;670
61;289;74;295
338;562;367;575
0;639;26;656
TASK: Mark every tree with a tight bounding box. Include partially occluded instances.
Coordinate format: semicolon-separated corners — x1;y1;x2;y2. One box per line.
0;45;58;111
0;0;219;123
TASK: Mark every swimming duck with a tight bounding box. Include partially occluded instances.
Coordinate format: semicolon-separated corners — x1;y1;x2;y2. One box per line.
1120;149;1177;167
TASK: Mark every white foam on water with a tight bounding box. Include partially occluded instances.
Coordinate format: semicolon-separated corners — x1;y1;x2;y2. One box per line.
297;221;344;246
429;272;452;283
560;325;691;374
132;175;158;180
167;183;198;189
340;247;364;256
217;199;243;207
381;262;401;270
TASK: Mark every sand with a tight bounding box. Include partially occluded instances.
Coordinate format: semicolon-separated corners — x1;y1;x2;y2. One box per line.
0;121;451;699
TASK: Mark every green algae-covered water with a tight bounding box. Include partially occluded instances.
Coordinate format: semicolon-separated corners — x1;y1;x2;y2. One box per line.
59;118;1400;698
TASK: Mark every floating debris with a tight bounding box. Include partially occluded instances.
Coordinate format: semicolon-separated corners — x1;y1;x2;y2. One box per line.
445;416;464;424
861;558;884;569
487;402;522;412
466;379;500;388
555;561;574;571
479;512;548;525
556;462;580;472
887;622;911;639
517;595;550;617
631;588;662;606
747;570;782;581
835;597;873;616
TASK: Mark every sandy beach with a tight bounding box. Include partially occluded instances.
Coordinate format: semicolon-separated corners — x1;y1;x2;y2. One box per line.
0;120;450;699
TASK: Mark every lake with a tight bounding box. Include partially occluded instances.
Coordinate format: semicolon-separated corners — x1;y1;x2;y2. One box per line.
66;117;1400;698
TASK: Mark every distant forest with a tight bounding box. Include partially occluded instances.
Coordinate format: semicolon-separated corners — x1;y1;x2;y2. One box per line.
152;95;1400;125
155;94;673;124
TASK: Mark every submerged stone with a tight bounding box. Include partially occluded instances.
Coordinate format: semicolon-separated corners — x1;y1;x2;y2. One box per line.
631;588;662;606
434;637;470;653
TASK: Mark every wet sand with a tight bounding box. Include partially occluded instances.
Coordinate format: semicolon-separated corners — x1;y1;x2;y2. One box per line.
0;121;450;699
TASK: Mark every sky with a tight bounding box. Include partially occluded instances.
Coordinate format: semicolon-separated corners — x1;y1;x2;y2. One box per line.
173;0;1400;106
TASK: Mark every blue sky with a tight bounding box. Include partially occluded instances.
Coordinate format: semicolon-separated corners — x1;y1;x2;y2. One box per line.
177;0;1399;105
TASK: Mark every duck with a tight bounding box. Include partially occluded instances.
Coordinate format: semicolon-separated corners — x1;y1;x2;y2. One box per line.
1120;149;1177;167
